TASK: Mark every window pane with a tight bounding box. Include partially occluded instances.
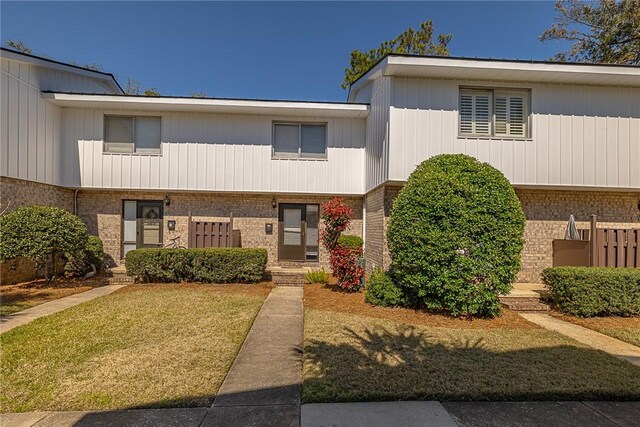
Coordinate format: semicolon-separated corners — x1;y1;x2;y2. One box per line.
301;125;326;158
135;117;161;153
123;201;137;243
474;94;492;135
274;124;299;157
105;116;133;143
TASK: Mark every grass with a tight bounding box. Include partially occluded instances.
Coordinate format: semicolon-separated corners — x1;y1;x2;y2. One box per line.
302;285;640;403
1;277;107;316
0;284;270;412
550;311;640;347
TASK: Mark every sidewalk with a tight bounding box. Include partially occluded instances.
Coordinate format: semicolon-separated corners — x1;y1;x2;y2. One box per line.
3;401;639;427
0;284;127;334
520;313;640;367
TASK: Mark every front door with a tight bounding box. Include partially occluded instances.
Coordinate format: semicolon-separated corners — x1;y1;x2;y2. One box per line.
122;200;163;258
137;201;163;248
278;203;319;262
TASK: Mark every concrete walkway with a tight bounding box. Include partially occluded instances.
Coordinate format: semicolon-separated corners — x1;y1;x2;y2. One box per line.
520;313;640;367
4;401;639;427
201;286;304;426
0;284;127;334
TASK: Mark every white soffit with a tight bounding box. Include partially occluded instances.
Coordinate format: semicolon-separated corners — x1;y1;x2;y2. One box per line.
41;92;370;118
385;56;640;86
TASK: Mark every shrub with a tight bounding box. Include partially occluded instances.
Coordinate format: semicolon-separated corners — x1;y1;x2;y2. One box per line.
64;235;104;277
365;268;404;306
543;267;640;317
387;154;525;317
337;235;363;250
320;198;364;291
125;248;268;283
0;206;88;279
305;268;331;284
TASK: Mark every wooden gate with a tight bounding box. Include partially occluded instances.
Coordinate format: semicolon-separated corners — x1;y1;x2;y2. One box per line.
593;228;640;268
188;213;236;248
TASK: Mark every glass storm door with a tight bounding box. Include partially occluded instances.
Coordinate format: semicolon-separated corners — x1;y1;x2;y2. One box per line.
137;201;163;248
278;204;319;262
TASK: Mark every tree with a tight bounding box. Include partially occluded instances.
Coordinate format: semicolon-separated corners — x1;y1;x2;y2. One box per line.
4;39;32;54
541;0;640;65
342;20;452;89
144;88;161;96
124;78;141;95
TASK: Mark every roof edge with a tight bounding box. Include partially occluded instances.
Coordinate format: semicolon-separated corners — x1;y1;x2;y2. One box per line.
1;47;124;94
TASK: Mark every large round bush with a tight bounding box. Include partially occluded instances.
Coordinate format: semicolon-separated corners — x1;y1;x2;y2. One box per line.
387;154;525;317
0;206;88;277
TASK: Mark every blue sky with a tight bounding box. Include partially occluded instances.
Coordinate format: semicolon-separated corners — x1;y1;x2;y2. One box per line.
1;1;568;101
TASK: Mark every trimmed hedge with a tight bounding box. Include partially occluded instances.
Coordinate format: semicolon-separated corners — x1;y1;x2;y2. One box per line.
125;248;268;283
337;235;363;250
365;268;404;307
542;267;640;317
387;154;525;317
65;235;104;277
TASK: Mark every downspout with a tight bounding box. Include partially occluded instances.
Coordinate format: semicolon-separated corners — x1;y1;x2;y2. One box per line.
73;188;81;216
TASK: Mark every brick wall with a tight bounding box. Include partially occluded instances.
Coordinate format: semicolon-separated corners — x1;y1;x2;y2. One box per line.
76;190;363;267
0;177;74;285
0;176;74;212
515;188;640;282
364;184;640;283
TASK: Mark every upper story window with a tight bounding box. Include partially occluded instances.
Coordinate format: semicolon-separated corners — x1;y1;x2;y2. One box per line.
273;122;327;159
104;115;161;154
459;88;530;138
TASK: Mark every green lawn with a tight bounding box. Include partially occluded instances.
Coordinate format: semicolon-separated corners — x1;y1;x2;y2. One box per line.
1;285;267;412
550;312;640;347
303;308;640;403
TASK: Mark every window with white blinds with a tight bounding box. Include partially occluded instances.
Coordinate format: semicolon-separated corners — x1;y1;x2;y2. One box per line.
459;88;530;138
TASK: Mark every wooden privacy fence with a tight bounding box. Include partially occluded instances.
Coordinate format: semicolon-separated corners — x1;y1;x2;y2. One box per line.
552;215;640;268
187;212;239;248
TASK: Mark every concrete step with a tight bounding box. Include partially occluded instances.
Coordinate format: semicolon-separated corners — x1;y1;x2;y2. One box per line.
268;268;309;286
106;265;134;284
500;299;550;312
499;296;544;305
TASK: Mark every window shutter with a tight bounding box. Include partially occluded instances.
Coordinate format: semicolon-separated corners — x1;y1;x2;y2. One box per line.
509;96;526;136
473;94;491;135
459;90;491;136
495;91;528;137
495;96;508;135
460;94;474;134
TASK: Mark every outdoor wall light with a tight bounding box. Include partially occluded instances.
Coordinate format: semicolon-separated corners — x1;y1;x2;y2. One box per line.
271;198;277;209
164;195;171;207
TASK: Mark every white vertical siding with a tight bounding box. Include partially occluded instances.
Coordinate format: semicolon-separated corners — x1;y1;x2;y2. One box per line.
63;109;366;194
389;76;640;189
1;57;119;187
365;76;392;191
0;58;64;186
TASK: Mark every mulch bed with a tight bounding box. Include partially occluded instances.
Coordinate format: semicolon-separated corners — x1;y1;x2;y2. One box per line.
304;283;539;330
114;282;275;298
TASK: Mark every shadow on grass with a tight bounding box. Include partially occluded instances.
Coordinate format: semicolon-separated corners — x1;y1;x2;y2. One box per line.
303;323;640;403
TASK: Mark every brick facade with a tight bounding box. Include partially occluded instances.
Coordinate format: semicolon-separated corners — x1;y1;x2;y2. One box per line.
0;177;74;285
0;176;74;213
515;189;640;282
76;190;363;267
364;185;640;283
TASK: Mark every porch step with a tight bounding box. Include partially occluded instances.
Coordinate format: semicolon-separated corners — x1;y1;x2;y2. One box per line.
267;267;310;287
499;283;550;312
106;265;135;285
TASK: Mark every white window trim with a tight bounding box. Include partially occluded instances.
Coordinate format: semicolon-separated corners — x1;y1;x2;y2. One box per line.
104;115;163;155
272;122;328;161
458;87;532;140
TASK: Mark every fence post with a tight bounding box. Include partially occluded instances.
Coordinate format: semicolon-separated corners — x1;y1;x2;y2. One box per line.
187;210;192;248
590;214;598;267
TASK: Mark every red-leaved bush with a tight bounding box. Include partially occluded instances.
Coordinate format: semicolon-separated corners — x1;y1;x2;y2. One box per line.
320;197;364;291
